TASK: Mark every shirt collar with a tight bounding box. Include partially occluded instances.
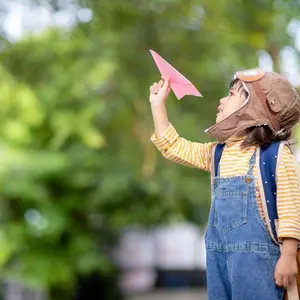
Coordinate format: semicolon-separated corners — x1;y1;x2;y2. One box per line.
225;135;246;147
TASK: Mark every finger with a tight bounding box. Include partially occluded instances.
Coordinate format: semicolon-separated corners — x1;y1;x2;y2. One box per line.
275;275;283;287
161;78;170;91
155;85;161;93
153;82;158;93
283;276;289;288
158;80;164;88
150;87;157;95
288;275;296;287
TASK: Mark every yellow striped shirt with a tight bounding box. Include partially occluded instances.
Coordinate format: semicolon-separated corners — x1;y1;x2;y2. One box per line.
151;123;300;241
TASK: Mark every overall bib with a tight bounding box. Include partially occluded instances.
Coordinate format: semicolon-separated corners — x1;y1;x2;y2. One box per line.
205;151;284;300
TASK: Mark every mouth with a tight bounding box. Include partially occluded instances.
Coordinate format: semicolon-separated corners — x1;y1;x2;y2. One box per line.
218;106;223;113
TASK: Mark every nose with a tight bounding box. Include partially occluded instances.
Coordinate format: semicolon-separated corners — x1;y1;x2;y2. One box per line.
220;96;227;105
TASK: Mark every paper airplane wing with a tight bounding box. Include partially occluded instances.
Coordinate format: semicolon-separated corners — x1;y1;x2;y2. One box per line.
149;49;202;100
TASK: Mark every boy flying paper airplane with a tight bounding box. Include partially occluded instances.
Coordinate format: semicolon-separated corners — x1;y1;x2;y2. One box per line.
149;51;300;300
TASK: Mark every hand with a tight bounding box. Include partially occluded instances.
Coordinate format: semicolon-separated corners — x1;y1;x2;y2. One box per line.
275;254;298;288
149;77;171;107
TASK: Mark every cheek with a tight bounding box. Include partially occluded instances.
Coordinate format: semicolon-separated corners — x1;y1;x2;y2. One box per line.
224;97;242;115
222;106;233;118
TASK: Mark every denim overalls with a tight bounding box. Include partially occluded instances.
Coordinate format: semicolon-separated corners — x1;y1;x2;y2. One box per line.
205;150;284;300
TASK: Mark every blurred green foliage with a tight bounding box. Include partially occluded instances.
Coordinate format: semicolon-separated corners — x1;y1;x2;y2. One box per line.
0;0;299;298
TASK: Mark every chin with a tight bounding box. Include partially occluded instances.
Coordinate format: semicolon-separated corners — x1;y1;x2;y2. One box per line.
216;114;223;124
216;112;227;123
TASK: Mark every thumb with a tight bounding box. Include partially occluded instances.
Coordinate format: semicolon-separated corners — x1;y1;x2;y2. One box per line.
161;78;170;91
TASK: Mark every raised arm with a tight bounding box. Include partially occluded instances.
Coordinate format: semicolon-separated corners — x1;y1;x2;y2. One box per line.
149;78;216;171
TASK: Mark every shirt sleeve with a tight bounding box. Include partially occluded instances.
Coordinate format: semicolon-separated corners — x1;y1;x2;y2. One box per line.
277;145;300;241
150;123;216;171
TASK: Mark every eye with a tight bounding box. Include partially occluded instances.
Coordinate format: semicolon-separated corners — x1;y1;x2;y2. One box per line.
229;91;234;96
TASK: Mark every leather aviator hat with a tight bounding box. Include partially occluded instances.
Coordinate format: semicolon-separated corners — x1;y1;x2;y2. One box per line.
205;68;300;144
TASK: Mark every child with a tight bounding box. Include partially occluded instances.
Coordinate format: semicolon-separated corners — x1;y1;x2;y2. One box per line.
149;69;300;300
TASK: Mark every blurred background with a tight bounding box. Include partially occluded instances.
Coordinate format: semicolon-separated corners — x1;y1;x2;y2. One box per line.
0;0;299;299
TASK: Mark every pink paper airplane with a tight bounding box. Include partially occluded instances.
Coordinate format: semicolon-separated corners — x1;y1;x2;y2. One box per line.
149;49;202;100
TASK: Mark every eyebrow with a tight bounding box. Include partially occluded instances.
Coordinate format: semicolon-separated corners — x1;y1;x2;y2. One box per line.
229;80;244;95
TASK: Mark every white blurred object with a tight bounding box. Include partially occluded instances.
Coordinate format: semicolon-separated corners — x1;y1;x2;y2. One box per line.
195;234;207;270
115;228;155;269
120;269;156;295
154;223;204;270
295;147;300;162
3;280;47;300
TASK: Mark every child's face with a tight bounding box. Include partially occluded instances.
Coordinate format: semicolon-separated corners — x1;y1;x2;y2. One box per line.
216;80;246;123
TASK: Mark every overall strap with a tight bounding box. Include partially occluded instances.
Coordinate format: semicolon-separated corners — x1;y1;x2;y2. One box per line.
247;151;257;176
214;144;225;177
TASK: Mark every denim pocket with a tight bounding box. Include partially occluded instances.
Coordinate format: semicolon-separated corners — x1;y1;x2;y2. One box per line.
213;191;248;233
